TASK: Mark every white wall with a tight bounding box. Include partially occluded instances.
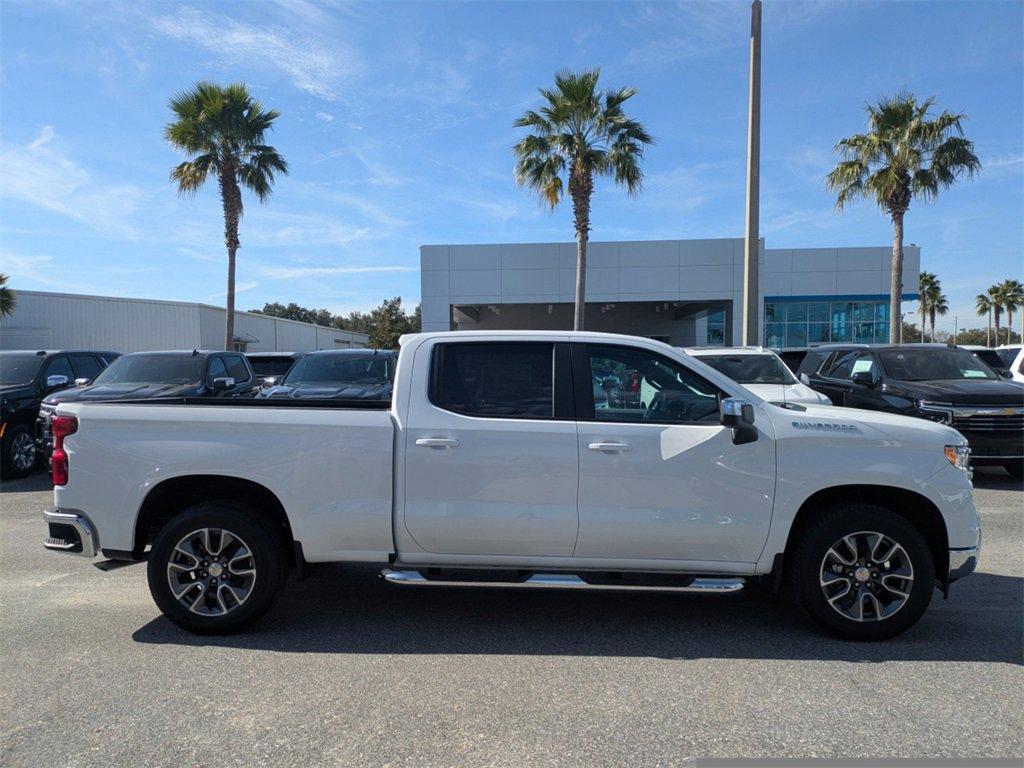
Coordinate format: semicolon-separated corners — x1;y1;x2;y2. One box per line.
0;291;367;352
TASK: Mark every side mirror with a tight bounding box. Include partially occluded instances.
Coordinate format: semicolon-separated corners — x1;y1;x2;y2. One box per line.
45;374;70;390
851;370;878;387
210;376;235;393
721;397;758;445
799;373;811;385
1000;369;1013;379
74;377;91;387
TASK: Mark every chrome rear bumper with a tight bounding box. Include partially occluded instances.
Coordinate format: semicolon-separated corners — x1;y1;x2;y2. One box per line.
43;508;97;558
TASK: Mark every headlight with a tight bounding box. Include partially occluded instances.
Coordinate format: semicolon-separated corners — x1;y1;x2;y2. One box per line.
919;400;954;424
944;444;971;471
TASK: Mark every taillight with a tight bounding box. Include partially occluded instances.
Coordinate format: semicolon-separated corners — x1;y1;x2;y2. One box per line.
51;414;77;486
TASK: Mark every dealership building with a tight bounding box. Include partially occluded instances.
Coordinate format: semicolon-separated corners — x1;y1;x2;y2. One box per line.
0;290;368;353
420;238;919;347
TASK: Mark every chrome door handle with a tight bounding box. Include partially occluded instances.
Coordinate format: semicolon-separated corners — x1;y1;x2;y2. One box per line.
588;442;632;453
415;437;460;448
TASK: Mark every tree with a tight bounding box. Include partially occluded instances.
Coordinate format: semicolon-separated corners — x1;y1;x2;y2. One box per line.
988;284;1005;347
976;293;994;347
166;82;288;351
0;274;14;318
514;68;652;330
927;287;948;342
998;278;1023;345
366;297;418;349
901;321;923;343
826;93;980;343
918;271;938;341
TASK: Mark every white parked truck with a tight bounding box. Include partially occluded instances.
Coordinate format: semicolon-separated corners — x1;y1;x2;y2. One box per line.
43;332;981;640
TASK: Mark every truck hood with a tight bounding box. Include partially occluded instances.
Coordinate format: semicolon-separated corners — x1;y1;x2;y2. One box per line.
884;378;1024;404
742;381;830;406
43;382;201;404
768;401;963;445
262;382;392;400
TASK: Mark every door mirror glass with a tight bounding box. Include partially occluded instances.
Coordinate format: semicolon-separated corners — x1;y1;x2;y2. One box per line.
45;374;70;390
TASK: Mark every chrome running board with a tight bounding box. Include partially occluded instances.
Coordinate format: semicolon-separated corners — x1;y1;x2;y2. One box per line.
381;568;744;594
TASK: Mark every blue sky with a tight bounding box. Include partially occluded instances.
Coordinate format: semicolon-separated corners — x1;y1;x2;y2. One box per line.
1;0;1021;332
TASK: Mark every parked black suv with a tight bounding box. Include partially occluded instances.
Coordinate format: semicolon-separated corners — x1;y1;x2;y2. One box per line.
261;349;395;400
798;343;1024;476
1;350;119;477
37;350;259;459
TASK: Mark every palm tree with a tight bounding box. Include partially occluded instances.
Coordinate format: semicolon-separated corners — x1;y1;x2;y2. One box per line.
826;93;980;343
927;287;948;342
514;68;652;330
976;293;993;347
0;274;15;318
998;278;1023;345
988;284;1005;346
165;82;288;350
918;271;938;341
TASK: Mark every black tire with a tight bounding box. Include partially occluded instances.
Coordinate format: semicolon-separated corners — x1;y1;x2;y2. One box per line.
787;503;935;641
1;423;37;479
147;503;287;634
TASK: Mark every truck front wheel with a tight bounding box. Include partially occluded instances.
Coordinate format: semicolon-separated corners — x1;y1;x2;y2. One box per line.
147;503;286;634
788;503;935;641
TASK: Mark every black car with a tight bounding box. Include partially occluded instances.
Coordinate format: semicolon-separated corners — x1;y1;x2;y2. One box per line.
261;349;395;400
798;343;1024;476
1;350;119;478
37;350;259;459
245;351;305;388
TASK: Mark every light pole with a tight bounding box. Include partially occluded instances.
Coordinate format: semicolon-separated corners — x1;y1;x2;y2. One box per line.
742;0;762;345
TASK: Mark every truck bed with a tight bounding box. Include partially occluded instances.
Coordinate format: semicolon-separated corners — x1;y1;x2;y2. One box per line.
53;399;396;563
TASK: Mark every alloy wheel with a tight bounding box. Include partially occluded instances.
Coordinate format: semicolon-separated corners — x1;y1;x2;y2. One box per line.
166;528;257;616
10;432;35;472
819;531;914;622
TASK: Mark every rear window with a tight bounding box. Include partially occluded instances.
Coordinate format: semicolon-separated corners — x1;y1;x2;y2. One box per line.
430;343;553;419
696;353;795;385
248;356;296;377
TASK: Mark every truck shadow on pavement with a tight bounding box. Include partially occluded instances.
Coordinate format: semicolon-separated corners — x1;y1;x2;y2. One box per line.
133;565;1023;665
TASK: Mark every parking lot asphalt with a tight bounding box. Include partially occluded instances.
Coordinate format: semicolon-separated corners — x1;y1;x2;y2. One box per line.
1;470;1022;766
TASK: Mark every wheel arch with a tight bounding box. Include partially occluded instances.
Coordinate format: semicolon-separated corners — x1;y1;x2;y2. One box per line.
782;484;949;579
133;475;294;560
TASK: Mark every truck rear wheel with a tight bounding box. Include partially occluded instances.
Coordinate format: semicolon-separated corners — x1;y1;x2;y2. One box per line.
788;503;935;641
147;503;286;634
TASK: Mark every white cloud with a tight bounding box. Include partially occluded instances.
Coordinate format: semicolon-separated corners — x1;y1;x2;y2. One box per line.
0;127;142;238
0;251;58;286
208;280;259;300
150;6;360;100
315;112;335;123
259;264;416;279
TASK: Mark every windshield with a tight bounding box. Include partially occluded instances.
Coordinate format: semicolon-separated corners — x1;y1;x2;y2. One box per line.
283;353;390;386
877;347;999;381
0;354;44;385
249;357;297;377
697;353;796;385
92;354;205;385
996;347;1021;367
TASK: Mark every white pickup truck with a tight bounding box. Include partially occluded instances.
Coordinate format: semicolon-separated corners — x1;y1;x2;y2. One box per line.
43;331;981;640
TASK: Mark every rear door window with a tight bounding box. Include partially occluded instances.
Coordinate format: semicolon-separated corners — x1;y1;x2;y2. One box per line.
430;343;554;419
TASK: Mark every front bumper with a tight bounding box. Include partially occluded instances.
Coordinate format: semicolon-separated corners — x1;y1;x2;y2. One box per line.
948;541;980;582
43;507;97;558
